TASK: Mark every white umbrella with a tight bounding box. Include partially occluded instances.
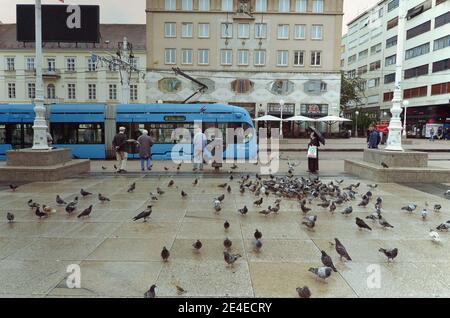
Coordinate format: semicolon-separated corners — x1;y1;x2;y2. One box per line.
316;115;352;122
283;115;317;122
253;115;282;121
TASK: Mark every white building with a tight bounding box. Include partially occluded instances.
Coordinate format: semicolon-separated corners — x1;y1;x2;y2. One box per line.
0;24;147;105
341;0;450;136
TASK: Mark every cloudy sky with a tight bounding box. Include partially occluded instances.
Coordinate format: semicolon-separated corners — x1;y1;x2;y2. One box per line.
1;0;381;34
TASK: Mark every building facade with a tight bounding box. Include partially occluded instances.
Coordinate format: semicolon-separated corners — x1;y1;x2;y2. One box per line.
341;0;450;137
0;24;147;105
146;0;344;135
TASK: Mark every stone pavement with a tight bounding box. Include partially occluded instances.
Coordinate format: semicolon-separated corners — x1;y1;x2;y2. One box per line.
1;167;450;298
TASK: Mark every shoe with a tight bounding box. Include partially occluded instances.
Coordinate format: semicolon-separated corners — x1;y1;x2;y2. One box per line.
147;168;152;171
141;169;145;172
121;170;127;173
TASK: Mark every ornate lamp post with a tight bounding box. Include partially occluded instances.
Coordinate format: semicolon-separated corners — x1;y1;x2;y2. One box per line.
355;110;359;138
279;99;284;138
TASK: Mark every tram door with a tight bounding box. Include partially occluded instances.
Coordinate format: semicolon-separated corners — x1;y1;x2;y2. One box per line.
7;123;33;149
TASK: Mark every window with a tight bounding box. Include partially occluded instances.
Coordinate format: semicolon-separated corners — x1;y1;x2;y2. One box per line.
26;57;35;71
47;84;56;99
384;73;395;84
437;0;447;5
88;84;96;100
434;35;450;51
108;62;117;72
370;60;381;71
87;57;96;71
431;82;450;95
47;58;56;71
255;23;267;39
406;21;430;40
198;49;209;65
109;84;117;100
357;65;368;75
406;0;431;20
294;24;306;39
278;25;289;39
312;0;324;13
181;49;193;64
370;43;382;54
8;83;16;99
340;59;344;67
432;58;450;73
277;50;288;66
385;54;396;66
66;57;76;71
347;69;356;78
68;84;76;100
165;48;176;64
130;85;138;101
404;64;428;79
279;0;290;12
295;0;307;12
367;78;380;88
311;25;323;40
255;0;267;11
311;51;321;66
165;22;176;38
388;0;399;12
237;50;249;65
358;49;368;59
348;54;357;64
165;0;176;10
383;92;394;102
221;23;233;38
129;57;138;69
181;22;193;38
403;86;427;99
28;83;36;99
405;43;430;60
182;0;193;10
6;57;15;71
198;23;210;38
435;12;450;29
386;36;397;49
387;17;398;30
222;0;233;11
238;23;250;38
254;50;266;66
51;123;104;145
198;0;210;10
294;50;305;66
220;49;233;65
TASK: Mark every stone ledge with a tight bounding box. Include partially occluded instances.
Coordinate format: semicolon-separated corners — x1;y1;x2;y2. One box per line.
363;149;428;168
344;159;450;183
6;148;72;166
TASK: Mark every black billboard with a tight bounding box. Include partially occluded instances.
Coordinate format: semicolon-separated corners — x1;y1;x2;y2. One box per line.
16;5;100;43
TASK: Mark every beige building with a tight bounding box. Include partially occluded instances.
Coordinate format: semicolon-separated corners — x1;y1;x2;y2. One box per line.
146;0;344;135
0;24;147;105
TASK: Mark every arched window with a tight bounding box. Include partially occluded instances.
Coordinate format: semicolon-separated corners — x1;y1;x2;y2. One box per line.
47;84;56;99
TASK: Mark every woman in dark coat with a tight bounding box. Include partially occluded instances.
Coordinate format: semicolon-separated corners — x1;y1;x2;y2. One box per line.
307;129;320;173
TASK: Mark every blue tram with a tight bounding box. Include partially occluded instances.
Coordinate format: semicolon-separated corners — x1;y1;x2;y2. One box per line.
0;103;257;161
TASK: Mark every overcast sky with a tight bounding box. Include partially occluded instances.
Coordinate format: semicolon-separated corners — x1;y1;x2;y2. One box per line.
1;0;381;34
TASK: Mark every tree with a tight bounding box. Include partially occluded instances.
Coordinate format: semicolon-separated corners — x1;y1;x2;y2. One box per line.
340;72;366;112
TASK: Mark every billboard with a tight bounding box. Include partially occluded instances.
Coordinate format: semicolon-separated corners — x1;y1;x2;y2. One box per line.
16;4;100;43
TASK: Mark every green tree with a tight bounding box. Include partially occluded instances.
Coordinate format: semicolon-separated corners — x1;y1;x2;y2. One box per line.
340;72;366;112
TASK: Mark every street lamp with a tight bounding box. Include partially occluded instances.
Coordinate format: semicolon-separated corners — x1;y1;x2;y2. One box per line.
355;110;359;138
279;99;285;138
402;100;409;137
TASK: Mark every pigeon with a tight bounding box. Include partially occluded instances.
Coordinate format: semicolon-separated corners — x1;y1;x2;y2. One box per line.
9;184;18;191
436;222;450;231
133;206;153;222
55;195;66;205
358;198;369;207
433;204;442;212
378;216;394;229
77;205;93;218
254;198;263;207
375;197;383;209
192;239;202;251
98;193;110;203
341;206;353;216
127;182;136;193
296;286;311;298
379;248;398;261
300;203;311;214
35;207;48;219
157;187;165;195
217;194;225;202
421;209;429;220
42;205;56;214
259;208;272;216
224;251;241;266
239;187;245;194
253;239;263;252
161;247;170;262
214;199;222;212
114;164;118;170
334;238;352;261
230;163;238;170
329;201;336;214
238;206;248;215
229;175;234;181
7;212;14;223
227;185;232;193
27;199;35;208
381;162;389;168
80;189;92;197
445;190;450;196
193;178;199;186
224;220;230;231
401;204;417;213
181;190;188;198
308;267;332;280
168;180;174;187
270;204;280;213
223;237;232;249
101;166;107;170
65;203;77;214
367;184;378;190
302;215;317;230
149;192;158;201
254;229;262;240
164;166;169;171
355;217;372;231
429;229;441;243
318;201;330;208
144;285;156;298
321;251;337;272
218;183;228;188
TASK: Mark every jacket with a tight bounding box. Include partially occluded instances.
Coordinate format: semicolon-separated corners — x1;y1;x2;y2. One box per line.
137;134;154;159
112;133;128;152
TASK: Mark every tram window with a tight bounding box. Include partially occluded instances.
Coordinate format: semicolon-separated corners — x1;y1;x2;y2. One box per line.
0;125;6;144
23;124;33;147
52;123;104;144
10;124;22;147
77;124;103;144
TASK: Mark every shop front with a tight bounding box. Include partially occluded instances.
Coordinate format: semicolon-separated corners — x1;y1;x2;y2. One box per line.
401;104;450;138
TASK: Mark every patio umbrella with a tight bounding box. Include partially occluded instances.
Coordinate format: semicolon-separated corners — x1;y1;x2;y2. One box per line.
308;126;325;146
253;115;282;121
316;115;352;123
283;115;317;122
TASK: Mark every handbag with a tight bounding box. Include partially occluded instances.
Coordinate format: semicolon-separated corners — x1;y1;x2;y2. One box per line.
307;146;317;159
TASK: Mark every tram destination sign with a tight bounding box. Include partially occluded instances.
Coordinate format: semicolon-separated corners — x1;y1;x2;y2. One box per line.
16;4;100;43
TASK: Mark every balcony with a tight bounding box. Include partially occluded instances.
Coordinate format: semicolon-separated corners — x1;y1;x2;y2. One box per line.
44;97;64;104
42;69;61;80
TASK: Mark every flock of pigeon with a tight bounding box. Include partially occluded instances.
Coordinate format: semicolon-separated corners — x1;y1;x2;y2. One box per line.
4;164;450;298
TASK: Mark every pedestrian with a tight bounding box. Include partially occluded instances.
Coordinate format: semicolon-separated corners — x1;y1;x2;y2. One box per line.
112;126;128;173
307;128;320;174
437;126;443;140
445;127;450;141
47;132;53;146
137;129;154;172
429;127;435;142
193;128;207;172
367;125;379;149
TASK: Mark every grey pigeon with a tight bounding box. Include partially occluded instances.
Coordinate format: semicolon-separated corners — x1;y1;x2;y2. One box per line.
334;238;352;261
181;190;188;198
296;286;311;298
378;216;394;228
329;201;336;213
341;206;353;216
77;205;93;218
193;239;202;251
35;207;48;219
223;237;232;249
9;184;18;191
433;204;442;212
308;267;332;280
401;204;417;213
379;248;398;261
161;246;170;262
355;217;372;231
217;194;225;202
238;206;248;215
436;222;450;231
98;193;110;203
302;215;317;230
254;197;263;206
133;206;152;222
65;203;76;214
80;189;92;197
127;182;136;193
144;284;156;298
56;195;67;205
381;162;389;168
7;212;14;223
300;203;311;214
223;251;241;266
254;229;262;240
321;251;337;272
224;220;230;230
168;180;174;187
253;239;262;252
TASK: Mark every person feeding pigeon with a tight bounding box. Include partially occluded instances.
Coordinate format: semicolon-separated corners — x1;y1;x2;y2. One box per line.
307;127;325;174
112;126;128;173
136;129;154;172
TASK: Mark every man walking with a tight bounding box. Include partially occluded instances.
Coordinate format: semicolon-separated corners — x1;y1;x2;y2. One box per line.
113;126;128;173
367;125;379;149
137;129;154;172
193;128;207;172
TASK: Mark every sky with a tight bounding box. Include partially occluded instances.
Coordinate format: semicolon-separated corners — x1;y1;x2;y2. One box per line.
0;0;381;34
